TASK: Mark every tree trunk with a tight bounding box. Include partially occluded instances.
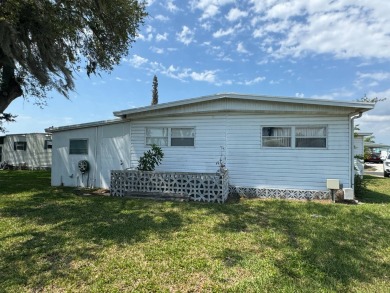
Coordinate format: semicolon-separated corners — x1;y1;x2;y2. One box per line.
0;64;23;114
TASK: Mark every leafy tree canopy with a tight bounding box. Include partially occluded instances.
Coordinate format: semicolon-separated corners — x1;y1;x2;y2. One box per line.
0;0;147;129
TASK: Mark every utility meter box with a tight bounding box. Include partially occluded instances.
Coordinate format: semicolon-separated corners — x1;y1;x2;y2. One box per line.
326;179;340;190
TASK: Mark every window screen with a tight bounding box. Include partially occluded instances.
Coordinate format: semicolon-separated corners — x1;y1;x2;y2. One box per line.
146;128;168;146
262;127;291;147
171;128;195;146
69;139;88;154
295;127;327;148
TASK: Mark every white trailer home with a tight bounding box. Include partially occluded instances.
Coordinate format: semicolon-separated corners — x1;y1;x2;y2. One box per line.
46;93;374;199
0;133;52;169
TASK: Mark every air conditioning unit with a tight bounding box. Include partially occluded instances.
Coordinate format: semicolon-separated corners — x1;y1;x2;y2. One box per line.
343;188;354;200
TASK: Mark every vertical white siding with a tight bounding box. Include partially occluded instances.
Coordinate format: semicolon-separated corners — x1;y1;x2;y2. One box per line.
353;136;364;157
97;122;131;188
52;128;97;187
51;122;131;189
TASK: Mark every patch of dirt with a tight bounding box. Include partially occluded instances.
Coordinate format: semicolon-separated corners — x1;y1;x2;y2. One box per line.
73;188;110;197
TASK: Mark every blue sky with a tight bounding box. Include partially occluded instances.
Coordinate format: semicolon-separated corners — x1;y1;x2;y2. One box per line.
5;0;390;144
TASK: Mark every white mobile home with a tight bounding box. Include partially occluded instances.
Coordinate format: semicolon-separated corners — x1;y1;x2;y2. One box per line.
47;93;374;199
0;133;52;169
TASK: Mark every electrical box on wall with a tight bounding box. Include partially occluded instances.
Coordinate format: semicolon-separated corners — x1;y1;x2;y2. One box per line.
326;179;340;189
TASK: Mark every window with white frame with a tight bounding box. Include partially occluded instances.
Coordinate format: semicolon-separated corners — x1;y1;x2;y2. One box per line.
295;126;327;148
262;127;291;147
146;128;168;146
146;127;195;147
261;126;327;148
69;139;88;154
171;128;195;146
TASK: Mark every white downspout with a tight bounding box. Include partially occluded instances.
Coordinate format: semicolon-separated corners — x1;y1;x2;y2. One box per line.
350;111;363;190
93;126;99;188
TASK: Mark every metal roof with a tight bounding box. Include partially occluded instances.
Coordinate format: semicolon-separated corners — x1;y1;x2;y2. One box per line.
46;93;375;132
113;93;375;117
365;143;390;148
45;119;125;133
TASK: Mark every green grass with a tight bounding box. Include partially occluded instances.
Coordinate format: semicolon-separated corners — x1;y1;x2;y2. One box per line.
1;171;389;292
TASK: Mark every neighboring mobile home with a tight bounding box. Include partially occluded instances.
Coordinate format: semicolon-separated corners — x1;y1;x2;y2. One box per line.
0;133;52;169
46;93;374;199
353;132;373;176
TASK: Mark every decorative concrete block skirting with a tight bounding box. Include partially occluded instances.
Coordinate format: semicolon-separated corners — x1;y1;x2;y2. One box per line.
229;186;330;200
110;170;229;203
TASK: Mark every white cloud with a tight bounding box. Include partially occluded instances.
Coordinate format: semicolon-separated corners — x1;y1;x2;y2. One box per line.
191;0;235;19
357;72;390;82
156;32;169;42
213;27;235;38
226;8;248;22
176;26;195;45
237;42;249;54
155;14;169;21
249;1;390;60
190;70;217;83
150;47;164;54
127;55;149;68
166;0;179;12
354;71;390;89
239;76;266;85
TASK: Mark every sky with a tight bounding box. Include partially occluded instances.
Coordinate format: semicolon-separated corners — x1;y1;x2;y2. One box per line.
5;0;390;145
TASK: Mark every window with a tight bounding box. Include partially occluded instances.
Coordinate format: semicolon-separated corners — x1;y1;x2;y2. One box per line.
146;127;195;147
146;128;168;146
69;139;88;154
0;136;4;144
14;141;27;151
295;127;327;148
261;126;327;148
44;140;52;149
262;127;291;147
171;128;195;146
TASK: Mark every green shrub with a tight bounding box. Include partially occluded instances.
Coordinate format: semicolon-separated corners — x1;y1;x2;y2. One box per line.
354;174;367;197
137;144;164;171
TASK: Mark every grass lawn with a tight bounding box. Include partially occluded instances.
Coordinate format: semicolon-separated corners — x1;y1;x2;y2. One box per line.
0;171;389;292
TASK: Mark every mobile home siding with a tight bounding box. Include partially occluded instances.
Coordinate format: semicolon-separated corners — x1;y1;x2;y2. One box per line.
49;94;372;193
51;122;131;188
226;114;350;190
1;134;52;168
126;113;350;191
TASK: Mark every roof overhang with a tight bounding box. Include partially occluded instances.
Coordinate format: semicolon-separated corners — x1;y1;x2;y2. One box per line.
45;119;125;133
113;93;374;119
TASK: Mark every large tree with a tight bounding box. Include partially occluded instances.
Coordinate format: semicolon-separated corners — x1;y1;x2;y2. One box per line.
0;0;147;129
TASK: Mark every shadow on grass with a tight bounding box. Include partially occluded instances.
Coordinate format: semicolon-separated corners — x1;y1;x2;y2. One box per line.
192;199;390;291
0;189;185;290
356;175;390;203
1;171;389;291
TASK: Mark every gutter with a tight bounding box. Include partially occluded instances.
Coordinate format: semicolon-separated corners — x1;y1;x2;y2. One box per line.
349;111;363;191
